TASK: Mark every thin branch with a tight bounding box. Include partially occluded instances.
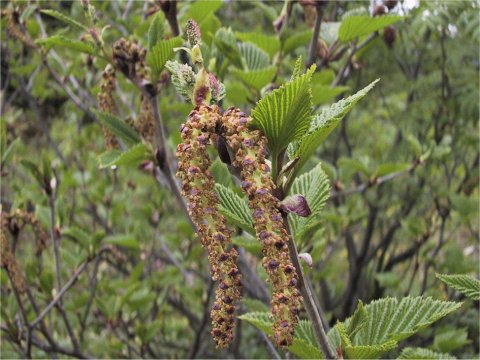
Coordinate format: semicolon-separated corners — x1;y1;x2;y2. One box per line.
306;2;325;68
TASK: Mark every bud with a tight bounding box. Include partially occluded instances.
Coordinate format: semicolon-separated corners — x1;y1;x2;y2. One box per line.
384;26;396;48
186;19;201;47
298;252;313;268
193;68;211;106
383;0;398;10
373;4;386;16
191;44;203;64
279;195;311;217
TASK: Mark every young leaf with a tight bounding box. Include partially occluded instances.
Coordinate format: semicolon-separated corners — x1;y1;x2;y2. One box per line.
213;28;245;69
215;184;254;234
36;35;95;54
347;300;368;339
397;347;456;360
250;66;315;157
235;32;281;58
146;37;183;82
232;236;262;256
148;12;165;50
288;163;330;241
2;138;21;167
40;9;89;31
97;143;151;169
289;79;379;176
93;110;141;147
239;42;270;70
331;296;462;355
338;15;402;42
232;66;276;91
436;273;480;300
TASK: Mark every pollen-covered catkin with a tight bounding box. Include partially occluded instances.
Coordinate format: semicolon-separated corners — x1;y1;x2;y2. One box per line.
98;64;120;149
176;105;241;348
1;213;26;293
137;95;155;143
221;107;302;347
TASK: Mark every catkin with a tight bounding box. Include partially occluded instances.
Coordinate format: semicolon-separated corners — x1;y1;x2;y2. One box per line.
176;105;242;348
221;107;302;347
98;64;120;149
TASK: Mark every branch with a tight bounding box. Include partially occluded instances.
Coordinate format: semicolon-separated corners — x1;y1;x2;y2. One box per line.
306;2;325;68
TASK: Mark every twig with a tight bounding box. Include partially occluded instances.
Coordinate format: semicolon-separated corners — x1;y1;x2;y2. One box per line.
189;280;215;359
29;248;107;330
306;2;325;68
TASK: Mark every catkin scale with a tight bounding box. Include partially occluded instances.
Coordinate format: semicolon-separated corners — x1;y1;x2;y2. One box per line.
176;105;241;348
98;65;120;149
221;107;302;347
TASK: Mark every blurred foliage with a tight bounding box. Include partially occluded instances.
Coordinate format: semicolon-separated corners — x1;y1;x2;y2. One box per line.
0;0;478;359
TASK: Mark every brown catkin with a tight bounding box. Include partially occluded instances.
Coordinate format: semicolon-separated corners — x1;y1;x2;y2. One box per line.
137;95;155;143
176;104;242;348
1;213;26;293
112;38;149;83
4;9;37;49
221;107;302;347
98;64;119;149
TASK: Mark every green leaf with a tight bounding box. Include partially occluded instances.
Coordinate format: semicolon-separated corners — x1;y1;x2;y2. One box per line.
40;9;89;31
289;163;330;241
239;42;270;70
36;35;95;55
330;296;462;358
344;341;398;359
347;300;367;339
374;162;411;177
104;234;140;250
338;15;403;42
283;30;313;54
94;110;141;147
251;66;315;156
433;327;471;353
215;184;254;234
289;79;379;175
20;159;43;186
398;347;456;359
236;32;280;58
436;273;480;300
148;12;165;50
184;0;223;24
97;143;151;169
213;28;244;69
232;66;276;91
147;37;183;81
239;312;323;359
2;138;21;167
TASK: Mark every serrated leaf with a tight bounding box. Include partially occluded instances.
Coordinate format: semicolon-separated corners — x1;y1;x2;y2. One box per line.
236;32;280;58
97;143;151;169
215;184;254;234
283;29;313;54
398;347;456;359
251;66;315;157
239;312;323;359
239;42;270;70
213;28;244;69
232;66;276;91
436;273;480;300
289;163;330;241
94;110;141;147
104;234;139;250
40;9;88;31
345;341;398;359
36;35;95;54
339;15;403;42
374;162;411;177
147;37;183;81
347;300;367;339
148;12;165;50
330;296;462;358
289;79;378;176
